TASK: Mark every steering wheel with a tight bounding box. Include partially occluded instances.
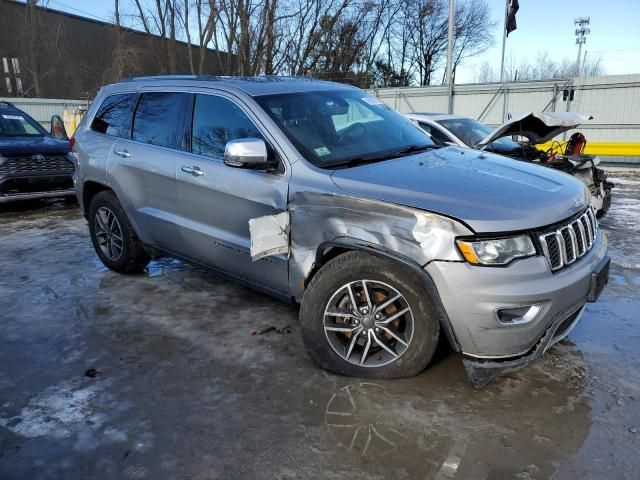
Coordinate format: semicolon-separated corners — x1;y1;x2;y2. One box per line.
337;122;368;144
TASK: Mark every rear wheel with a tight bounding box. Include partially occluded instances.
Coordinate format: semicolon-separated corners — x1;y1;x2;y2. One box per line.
300;251;440;378
88;191;150;273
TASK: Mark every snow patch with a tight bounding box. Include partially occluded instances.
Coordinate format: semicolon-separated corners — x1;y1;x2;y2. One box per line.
0;380;102;439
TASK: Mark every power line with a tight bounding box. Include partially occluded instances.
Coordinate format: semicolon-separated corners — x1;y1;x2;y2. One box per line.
47;0;114;23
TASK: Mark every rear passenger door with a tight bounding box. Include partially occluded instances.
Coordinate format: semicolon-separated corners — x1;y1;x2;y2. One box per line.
107;91;192;250
176;92;290;294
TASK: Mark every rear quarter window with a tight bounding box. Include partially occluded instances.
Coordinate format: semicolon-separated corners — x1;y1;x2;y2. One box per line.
91;93;136;138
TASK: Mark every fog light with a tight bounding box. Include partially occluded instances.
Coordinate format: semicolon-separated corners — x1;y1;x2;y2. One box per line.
496;304;542;325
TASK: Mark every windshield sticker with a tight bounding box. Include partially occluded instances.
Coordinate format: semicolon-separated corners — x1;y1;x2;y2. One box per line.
314;146;331;157
362;97;384;106
2;114;26;121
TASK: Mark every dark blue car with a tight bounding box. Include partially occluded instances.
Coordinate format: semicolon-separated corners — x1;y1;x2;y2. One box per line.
0;101;75;203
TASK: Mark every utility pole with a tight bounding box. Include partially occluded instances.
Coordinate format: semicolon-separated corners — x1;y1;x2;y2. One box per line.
446;0;455;114
574;17;590;77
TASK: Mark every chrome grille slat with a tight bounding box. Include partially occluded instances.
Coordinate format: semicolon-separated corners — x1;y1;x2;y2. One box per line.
582;216;593;248
567;226;578;261
555;232;567;267
575;220;587;255
587;208;597;234
561;227;576;264
539;208;597;272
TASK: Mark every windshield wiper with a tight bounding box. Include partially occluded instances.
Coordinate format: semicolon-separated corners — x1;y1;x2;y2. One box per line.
388;143;437;157
326;144;436;169
325;155;390;169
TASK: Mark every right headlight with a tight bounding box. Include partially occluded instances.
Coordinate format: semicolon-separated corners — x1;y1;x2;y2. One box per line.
456;235;536;266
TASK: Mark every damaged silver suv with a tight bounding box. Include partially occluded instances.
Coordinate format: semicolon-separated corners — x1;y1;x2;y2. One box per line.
73;76;609;386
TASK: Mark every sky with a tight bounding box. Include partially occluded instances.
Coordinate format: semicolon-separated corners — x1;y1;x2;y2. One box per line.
455;0;640;82
39;0;640;83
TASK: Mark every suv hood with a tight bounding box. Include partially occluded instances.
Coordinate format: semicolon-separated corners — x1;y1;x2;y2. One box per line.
0;135;70;156
330;147;590;233
478;112;590;147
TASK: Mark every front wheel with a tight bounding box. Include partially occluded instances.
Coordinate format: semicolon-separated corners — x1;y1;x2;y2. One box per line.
300;251;440;378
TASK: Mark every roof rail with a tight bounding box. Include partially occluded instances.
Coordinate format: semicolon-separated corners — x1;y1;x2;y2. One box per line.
119;74;312;83
119;75;217;83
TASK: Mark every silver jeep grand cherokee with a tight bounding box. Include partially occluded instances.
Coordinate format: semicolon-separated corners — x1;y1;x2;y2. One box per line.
73;76;609;386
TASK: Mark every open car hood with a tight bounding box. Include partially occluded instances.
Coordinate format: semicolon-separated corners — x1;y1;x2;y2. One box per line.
478;112;591;147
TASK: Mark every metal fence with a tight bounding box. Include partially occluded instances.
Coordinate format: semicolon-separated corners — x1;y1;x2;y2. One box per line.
0;97;89;131
370;74;640;163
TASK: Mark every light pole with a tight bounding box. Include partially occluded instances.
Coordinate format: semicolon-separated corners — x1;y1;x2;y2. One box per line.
574;17;590;77
446;0;454;114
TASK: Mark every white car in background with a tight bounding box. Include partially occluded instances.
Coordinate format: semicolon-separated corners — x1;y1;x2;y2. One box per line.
406;112;613;216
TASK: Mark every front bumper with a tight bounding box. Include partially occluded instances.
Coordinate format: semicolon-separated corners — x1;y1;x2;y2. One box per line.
426;230;608;360
463;304;586;387
0;173;75;203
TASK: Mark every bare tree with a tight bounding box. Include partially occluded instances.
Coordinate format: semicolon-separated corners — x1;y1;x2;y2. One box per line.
407;0;449;86
447;0;494;84
118;0;498;85
132;0;182;72
23;0;51;96
499;50;606;82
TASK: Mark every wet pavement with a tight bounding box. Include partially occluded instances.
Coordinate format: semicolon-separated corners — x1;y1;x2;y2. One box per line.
0;175;639;479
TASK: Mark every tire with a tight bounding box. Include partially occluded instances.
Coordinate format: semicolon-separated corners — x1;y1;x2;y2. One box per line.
300;251;440;379
88;190;150;274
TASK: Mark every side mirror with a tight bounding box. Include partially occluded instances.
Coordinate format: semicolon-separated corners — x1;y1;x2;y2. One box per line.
224;138;275;170
50;115;68;139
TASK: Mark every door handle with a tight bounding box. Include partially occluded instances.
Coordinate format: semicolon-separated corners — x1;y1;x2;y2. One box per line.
181;165;205;176
113;149;131;158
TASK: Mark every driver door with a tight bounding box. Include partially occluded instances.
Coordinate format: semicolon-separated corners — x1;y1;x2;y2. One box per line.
176;92;290;294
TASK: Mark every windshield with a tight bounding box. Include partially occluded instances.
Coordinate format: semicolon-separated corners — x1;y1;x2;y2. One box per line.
254;90;434;168
437;118;520;151
0;110;47;136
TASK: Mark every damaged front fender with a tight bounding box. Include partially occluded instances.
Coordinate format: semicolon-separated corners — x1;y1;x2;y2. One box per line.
247;191;473;300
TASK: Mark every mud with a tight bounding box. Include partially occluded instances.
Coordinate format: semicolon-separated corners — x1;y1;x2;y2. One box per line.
0;178;639;479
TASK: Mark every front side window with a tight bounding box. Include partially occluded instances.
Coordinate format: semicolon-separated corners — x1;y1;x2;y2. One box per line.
255;90;434;168
132;92;192;150
91;93;136;138
192;94;264;159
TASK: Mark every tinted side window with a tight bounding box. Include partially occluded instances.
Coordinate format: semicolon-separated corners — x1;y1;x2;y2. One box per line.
91;93;136;138
132;92;191;150
192;94;264;159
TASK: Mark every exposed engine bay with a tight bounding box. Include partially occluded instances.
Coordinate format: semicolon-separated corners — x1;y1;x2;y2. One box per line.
479;114;614;217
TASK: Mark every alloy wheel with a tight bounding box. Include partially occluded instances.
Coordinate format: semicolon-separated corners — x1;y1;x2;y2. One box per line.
323;280;415;367
94;206;124;261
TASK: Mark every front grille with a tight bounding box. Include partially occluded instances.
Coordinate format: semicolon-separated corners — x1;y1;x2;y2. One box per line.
0;155;74;176
539;207;598;271
0;176;74;195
